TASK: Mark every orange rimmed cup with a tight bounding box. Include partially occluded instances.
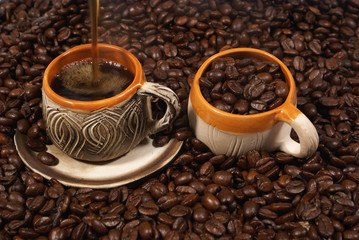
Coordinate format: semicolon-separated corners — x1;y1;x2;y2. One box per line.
43;44;180;162
188;48;319;158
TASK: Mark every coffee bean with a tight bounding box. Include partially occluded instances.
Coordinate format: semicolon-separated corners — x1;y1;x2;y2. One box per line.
293;56;306;72
181;193;199;206
150;182;168;199
18;228;39;239
275;81;289;98
25;183;45;196
222;92;237;105
217;188;235;205
36;151;59;166
174;172;193;185
24;85;41;99
308;225;321;240
139;221;153;240
26;138;46;152
91;219;108;234
316;214;334;238
164;42;177;58
101;213;120;228
286;180;305;194
204;219;225;237
138;202;159;216
174;128;192;141
291;226;307;238
257;72;273;83
71;222;86;240
320;96;339;107
192;207;209;223
27;195;46;212
158;195;179;210
164;230;181;240
0;132;10;145
309;40;322;55
256;175;273;193
227;80;243;95
201;193;220;212
343;230;359;240
212;171;233;187
48;227;66;240
108;228;121;240
243;200;259;219
157;224;171;239
33;215;52;233
259;208;278;219
213;100;231;112
17;119;30;134
169;204;191;218
244;78;266;99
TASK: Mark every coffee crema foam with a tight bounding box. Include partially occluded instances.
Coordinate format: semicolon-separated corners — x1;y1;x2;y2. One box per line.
50;59;133;101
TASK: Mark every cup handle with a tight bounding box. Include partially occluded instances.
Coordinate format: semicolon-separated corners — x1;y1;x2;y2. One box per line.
276;104;319;158
138;82;181;134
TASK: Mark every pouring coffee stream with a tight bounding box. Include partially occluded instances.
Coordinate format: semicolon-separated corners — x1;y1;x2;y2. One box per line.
49;0;133;101
89;0;99;85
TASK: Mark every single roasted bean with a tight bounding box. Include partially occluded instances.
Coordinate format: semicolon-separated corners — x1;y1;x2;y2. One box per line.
286;180;305;194
17;119;30;134
204;218;226;237
256;175;273;193
71;222;87;240
26;138;46;152
174;172;193;185
25;183;45;196
138;202;159;216
316;214;334;238
201;193;220;212
150;182;168;199
48;227;66;240
243;200;259;219
27;195;46;212
91;219;107;235
37;151;59;166
169;204;191;218
138;221;153;240
212;171;233;187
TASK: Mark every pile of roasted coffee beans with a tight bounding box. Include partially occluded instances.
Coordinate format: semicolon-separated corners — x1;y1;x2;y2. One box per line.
200;57;289;114
1;0;359;239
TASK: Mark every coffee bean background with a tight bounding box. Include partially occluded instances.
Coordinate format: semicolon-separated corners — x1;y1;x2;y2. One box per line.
0;0;359;239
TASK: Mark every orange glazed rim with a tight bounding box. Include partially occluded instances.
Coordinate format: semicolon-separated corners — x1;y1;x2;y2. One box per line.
43;44;145;111
190;48;298;133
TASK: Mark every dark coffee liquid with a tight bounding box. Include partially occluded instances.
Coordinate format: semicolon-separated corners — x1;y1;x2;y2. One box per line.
51;60;133;101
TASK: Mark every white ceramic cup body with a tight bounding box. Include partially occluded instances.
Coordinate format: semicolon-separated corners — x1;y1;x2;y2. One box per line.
188;48;319;158
189;99;299;156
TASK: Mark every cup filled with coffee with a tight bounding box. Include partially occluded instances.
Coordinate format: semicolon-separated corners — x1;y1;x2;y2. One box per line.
42;43;180;162
188;48;319;158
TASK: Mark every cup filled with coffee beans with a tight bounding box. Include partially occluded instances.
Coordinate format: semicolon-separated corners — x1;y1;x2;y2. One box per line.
42;43;180;162
188;48;319;158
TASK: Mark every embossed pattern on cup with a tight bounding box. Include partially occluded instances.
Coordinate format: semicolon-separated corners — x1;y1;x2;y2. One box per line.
42;44;180;161
43;93;147;161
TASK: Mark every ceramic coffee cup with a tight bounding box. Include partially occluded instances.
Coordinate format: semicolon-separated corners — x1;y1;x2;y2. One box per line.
188;48;319;158
42;43;180;162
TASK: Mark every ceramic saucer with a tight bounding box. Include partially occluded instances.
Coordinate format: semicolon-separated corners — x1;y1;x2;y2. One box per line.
14;131;183;189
